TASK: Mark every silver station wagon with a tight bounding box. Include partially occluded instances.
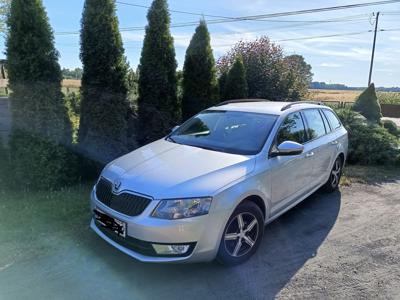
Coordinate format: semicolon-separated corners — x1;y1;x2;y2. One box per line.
90;100;348;265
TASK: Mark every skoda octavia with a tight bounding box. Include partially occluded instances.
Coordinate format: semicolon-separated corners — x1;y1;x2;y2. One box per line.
90;100;348;265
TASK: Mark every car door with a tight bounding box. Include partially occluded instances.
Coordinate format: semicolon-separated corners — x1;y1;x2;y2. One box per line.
269;111;316;214
302;108;332;186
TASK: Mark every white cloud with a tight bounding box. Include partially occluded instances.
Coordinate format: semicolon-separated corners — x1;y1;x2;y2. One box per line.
320;62;342;68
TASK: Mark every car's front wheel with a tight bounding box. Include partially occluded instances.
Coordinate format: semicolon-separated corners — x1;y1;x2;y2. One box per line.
217;201;264;266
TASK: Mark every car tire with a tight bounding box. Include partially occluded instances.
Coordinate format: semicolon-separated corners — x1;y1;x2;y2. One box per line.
323;156;343;193
216;201;264;266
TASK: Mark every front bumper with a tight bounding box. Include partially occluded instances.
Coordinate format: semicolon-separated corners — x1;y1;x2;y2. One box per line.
90;189;228;263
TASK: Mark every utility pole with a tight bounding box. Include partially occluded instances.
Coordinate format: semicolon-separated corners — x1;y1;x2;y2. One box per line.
368;12;380;86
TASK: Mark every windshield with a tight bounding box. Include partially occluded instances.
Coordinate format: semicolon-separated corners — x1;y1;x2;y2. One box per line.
169;110;278;155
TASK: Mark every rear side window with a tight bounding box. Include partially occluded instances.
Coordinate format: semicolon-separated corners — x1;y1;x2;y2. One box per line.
276;112;307;145
323;109;342;130
302;109;327;140
320;109;331;133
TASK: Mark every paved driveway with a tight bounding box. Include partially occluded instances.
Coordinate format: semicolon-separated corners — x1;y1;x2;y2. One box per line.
1;181;399;299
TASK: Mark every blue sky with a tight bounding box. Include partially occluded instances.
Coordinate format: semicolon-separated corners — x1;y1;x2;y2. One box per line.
2;0;400;87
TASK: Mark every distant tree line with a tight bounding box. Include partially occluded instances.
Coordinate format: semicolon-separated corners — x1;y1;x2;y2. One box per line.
2;0;314;190
62;67;83;80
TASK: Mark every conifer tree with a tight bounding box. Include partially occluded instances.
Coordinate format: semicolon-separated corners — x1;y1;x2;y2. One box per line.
79;0;131;163
181;21;218;120
138;0;179;143
352;83;382;123
224;57;248;100
6;0;74;189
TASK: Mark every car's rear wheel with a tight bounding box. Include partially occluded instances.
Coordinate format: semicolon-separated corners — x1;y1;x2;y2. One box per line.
217;201;264;266
323;156;343;192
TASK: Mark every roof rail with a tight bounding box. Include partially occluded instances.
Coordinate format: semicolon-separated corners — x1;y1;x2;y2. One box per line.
280;101;322;111
215;99;270;107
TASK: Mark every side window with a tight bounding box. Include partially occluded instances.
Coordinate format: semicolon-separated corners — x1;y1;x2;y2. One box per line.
323;109;342;130
303;109;327;140
276;112;306;145
320;109;332;133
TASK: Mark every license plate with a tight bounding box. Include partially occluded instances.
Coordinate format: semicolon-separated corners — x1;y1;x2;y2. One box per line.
94;208;126;238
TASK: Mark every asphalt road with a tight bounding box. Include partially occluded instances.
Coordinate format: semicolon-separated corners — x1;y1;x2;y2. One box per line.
1;180;400;300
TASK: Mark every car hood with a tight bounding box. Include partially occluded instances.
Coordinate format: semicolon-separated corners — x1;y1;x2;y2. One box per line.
101;139;255;199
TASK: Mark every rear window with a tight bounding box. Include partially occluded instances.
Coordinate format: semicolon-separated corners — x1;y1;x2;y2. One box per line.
323;109;342;130
302;109;327;140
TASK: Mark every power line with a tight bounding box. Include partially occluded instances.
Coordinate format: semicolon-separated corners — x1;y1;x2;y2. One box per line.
116;0;400;21
54;14;371;35
55;0;400;35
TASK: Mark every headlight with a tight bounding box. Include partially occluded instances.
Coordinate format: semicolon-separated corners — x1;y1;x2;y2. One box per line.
151;197;212;220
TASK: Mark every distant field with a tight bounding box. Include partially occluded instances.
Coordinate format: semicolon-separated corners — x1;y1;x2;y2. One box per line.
308;89;400;105
62;79;81;88
308;89;360;103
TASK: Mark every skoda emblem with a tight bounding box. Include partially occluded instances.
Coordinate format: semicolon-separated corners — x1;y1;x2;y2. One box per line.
114;179;122;191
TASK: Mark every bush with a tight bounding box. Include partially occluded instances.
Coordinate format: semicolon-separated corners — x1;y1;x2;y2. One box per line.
377;92;400;104
352;83;382;123
336;109;399;165
8;131;79;190
217;37;313;101
382;120;399;137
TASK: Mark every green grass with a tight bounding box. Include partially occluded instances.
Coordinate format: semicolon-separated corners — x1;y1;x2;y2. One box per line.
0;183;93;268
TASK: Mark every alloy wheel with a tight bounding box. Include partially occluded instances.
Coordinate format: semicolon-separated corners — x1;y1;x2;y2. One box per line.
330;159;342;188
224;212;259;257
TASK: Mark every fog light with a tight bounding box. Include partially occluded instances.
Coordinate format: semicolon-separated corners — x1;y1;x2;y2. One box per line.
152;244;190;255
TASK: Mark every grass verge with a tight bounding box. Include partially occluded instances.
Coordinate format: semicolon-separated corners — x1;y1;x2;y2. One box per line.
341;164;400;186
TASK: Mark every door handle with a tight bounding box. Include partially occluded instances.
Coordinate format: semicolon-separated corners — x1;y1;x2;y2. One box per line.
305;152;314;158
330;140;338;145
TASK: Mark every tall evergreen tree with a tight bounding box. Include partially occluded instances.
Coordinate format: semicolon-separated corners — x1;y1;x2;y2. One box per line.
352;83;382;123
6;0;74;189
138;0;179;144
181;21;218;120
218;72;228;101
79;0;131;163
224;57;248;100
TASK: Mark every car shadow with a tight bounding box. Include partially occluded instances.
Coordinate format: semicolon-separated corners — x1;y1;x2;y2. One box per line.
81;190;341;300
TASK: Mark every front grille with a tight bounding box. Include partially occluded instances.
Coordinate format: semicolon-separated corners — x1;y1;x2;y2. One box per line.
95;178;151;216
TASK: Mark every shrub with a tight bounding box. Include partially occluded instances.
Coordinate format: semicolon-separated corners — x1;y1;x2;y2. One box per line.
382;119;399;137
352;83;382;123
377;92;400;105
223;56;248;100
336;109;399;165
138;0;179;144
8;131;79;190
79;0;132;164
6;0;76;190
181;21;218;120
217;37;313;101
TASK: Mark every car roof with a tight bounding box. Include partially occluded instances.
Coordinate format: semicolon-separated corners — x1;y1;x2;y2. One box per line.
208;99;329;115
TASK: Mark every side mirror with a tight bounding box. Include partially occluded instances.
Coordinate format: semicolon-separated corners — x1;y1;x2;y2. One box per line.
271;141;304;157
171;125;180;133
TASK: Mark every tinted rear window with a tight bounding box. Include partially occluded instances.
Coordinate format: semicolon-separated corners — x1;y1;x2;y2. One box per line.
323;109;342;130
